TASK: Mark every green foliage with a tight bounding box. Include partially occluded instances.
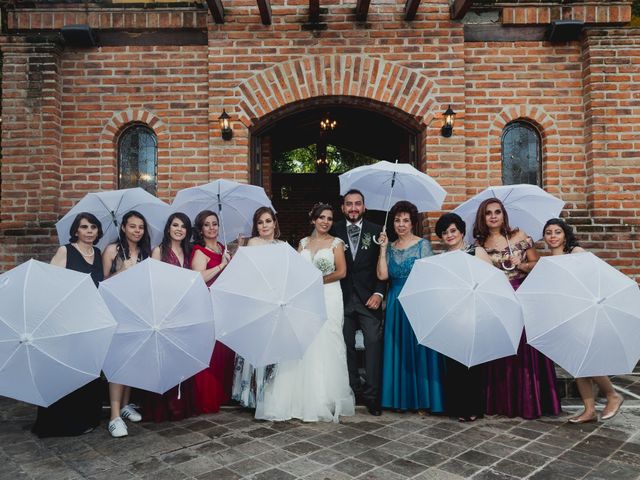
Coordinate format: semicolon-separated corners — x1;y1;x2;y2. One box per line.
273;144;378;173
634;0;640;16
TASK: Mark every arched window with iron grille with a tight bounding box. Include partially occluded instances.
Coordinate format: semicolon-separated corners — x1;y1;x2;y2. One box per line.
501;121;542;186
118;124;157;194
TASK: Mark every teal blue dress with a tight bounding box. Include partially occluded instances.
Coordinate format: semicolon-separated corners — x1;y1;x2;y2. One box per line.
381;238;445;412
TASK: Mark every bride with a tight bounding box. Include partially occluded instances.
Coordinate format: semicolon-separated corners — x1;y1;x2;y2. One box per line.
256;203;355;422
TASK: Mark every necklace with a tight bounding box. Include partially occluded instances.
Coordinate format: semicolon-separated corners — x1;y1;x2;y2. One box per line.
74;243;94;258
206;243;222;254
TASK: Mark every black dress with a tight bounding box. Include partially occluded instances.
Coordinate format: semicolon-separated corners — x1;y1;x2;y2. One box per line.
444;245;485;420
31;244;106;438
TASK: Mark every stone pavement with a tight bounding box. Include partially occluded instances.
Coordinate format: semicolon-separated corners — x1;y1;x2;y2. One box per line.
2;374;640;480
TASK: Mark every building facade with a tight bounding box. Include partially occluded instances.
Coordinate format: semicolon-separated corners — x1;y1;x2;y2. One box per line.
1;0;639;278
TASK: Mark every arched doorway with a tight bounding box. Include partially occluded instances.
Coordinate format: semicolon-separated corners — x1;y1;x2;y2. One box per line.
250;96;423;245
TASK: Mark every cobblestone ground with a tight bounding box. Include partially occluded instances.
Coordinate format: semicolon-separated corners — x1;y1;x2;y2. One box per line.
2;374;640;480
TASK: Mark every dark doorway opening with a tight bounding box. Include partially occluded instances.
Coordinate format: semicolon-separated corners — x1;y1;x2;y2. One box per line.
251;98;422;246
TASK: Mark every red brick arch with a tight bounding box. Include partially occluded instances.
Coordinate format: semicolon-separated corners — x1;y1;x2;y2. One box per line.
488;105;560;190
233;55;438;128
100;109;168;145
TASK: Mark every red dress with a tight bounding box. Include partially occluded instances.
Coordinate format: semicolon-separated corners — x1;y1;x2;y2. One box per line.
142;249;198;422
190;243;236;413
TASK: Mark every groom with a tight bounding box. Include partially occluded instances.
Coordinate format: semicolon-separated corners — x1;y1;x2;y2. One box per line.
332;189;385;416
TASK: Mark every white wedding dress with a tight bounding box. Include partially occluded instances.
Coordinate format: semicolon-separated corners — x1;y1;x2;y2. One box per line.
255;237;355;422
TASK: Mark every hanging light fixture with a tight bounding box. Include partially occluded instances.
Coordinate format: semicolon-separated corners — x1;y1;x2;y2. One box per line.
320;113;337;131
441;105;456;138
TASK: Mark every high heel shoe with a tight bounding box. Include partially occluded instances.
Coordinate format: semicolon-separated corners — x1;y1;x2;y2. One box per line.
601;395;624;420
568;412;598;424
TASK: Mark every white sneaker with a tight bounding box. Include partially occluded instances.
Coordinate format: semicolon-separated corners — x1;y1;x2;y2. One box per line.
108;417;128;438
120;404;142;422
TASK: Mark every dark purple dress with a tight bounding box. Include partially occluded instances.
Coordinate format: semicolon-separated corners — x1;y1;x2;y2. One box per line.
483;237;562;419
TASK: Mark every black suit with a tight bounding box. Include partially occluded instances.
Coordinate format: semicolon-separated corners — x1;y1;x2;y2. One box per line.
332;219;386;406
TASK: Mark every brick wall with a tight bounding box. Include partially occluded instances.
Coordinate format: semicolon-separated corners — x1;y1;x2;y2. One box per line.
1;1;639;279
581;28;640;275
60;45;210;205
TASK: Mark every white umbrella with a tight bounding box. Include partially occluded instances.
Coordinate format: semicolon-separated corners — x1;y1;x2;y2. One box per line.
0;260;116;407
171;179;274;244
517;252;640;377
398;250;524;367
453;184;564;243
338;160;447;231
55;187;170;250
99;258;215;394
211;242;326;367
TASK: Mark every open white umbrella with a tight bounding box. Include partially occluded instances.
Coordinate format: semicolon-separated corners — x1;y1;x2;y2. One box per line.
338;160;447;232
211;242;326;367
453;184;564;243
99;258;215;394
518;252;640;377
0;260;116;407
55;187;170;250
171;179;274;244
398;250;523;367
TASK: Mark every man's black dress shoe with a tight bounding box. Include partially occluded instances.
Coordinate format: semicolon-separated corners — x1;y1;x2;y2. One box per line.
366;402;382;416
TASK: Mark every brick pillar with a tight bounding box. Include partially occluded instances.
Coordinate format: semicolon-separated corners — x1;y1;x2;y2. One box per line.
0;35;63;270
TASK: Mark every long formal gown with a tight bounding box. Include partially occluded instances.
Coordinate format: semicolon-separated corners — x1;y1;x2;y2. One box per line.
444;245;484;420
381;238;446;412
142;249;197;422
231;240;280;409
484;236;562;419
190;243;236;414
256;237;355;422
32;244;106;437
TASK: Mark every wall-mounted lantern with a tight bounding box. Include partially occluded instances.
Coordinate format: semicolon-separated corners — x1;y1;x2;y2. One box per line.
219;109;233;140
441;105;456;138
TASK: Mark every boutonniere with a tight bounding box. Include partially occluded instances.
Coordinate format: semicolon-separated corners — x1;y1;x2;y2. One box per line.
361;232;372;250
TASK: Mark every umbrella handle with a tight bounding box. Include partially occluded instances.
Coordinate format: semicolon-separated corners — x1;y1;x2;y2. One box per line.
216;192;228;245
501;235;516;271
374;164;398;245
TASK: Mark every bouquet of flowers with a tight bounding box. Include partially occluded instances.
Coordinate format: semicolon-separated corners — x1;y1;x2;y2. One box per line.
314;257;335;275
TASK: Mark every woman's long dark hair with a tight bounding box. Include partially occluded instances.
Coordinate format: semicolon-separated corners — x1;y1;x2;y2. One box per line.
160;212;192;262
543;218;579;253
473;198;518;247
116;210;151;261
193;210;219;247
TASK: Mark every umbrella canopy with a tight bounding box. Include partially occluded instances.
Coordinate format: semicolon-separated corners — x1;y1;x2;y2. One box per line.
518;252;640;377
398;250;523;367
452;184;565;243
0;260;116;407
99;258;215;394
338;160;447;214
55;187;170;250
211;242;326;367
171;179;274;244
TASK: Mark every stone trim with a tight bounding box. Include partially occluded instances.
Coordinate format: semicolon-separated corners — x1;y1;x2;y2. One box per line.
7;6;207;31
502;3;632;26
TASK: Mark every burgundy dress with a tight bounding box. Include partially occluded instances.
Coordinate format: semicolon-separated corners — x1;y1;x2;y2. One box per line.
483;237;562;419
190;243;236;413
142;249;198;422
